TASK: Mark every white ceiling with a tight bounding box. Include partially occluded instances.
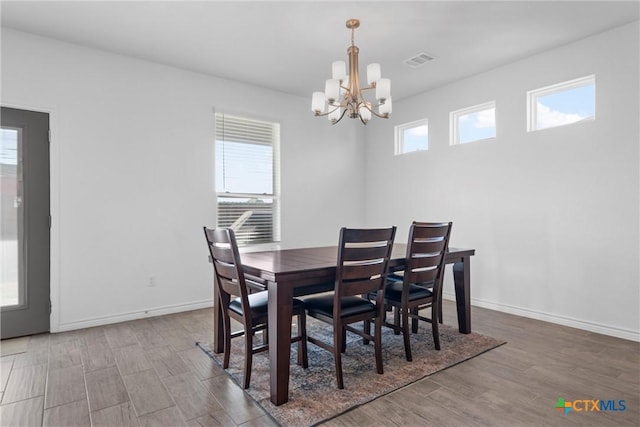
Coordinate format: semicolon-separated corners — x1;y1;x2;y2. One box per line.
2;1;638;101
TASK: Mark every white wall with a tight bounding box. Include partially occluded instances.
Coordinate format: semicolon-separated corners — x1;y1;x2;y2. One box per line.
4;22;638;341
364;22;640;341
1;29;366;331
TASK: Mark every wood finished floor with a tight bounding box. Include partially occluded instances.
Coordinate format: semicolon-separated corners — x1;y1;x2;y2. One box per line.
0;300;638;426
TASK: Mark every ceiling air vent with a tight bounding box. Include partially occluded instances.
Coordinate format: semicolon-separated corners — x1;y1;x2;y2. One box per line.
403;52;435;68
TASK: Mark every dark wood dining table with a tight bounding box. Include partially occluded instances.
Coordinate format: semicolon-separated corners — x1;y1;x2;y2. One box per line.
211;244;475;406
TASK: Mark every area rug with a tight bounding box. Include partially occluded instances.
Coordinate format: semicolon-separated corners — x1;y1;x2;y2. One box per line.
197;319;504;427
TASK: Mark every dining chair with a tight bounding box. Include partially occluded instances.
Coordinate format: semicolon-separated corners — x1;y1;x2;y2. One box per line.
382;221;452;361
303;226;396;389
203;227;308;389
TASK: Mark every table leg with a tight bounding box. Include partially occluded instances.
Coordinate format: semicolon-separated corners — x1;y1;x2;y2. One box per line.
212;278;224;353
268;280;293;406
453;257;471;334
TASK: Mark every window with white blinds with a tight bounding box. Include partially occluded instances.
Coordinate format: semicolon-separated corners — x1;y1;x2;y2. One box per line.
215;113;280;245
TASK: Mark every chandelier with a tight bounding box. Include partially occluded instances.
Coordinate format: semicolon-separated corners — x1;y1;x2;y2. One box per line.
311;19;391;125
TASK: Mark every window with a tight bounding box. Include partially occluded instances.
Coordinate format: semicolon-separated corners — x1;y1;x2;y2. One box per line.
450;101;496;145
215;113;280;245
527;75;595;132
394;119;429;155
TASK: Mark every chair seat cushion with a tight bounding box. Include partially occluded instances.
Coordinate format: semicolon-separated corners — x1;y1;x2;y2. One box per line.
304;294;375;318
384;280;433;302
229;291;305;317
387;272;404;282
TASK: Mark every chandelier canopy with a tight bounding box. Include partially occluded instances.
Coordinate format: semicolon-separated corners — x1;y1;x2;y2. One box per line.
311;19;391;125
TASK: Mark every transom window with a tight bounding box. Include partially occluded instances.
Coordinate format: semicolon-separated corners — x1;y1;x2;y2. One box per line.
215;113;280;245
394;119;429;155
450;101;496;145
527;75;595;132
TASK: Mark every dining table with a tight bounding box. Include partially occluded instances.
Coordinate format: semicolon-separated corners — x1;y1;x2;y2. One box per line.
211;244;475;406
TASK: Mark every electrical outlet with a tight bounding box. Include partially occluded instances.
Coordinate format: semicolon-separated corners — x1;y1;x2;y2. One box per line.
148;275;157;287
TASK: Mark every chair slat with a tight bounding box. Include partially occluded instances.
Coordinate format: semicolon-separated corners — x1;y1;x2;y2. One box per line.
406;268;438;284
340;262;385;281
218;276;241;296
342;227;395;243
411;223;450;239
409;253;443;270
213;259;239;282
211;245;234;264
342;245;390;261
342;277;384;297
211;228;232;244
410;239;446;255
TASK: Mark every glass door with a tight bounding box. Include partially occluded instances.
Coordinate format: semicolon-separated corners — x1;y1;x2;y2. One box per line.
1;127;24;309
1;107;50;339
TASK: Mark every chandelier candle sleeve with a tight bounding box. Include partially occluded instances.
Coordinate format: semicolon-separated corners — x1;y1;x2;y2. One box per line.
376;79;391;101
312;92;326;113
328;107;342;122
332;61;347;80
325;79;340;103
379;97;392;115
311;18;392;125
359;103;372;122
367;64;381;85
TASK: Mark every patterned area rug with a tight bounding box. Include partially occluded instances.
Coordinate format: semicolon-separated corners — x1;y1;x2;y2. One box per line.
197;319;504;427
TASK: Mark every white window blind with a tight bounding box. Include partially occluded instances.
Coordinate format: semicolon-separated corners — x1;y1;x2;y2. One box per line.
215;113;280;245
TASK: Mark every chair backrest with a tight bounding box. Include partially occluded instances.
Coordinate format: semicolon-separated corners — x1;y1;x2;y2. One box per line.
404;221;452;288
203;227;251;316
335;227;397;299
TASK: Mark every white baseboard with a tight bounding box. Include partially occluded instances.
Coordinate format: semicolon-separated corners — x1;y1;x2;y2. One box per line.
52;300;214;333
443;293;639;342
54;294;639;343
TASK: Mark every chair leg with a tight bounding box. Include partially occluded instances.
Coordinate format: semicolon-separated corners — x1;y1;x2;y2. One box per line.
363;320;370;345
341;327;347;353
411;307;419;333
393;307;401;335
374;316;384;375
243;330;253;389
438;293;443;324
432;306;441;350
223;318;231;369
334;324;345;389
297;312;308;369
401;307;413;362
